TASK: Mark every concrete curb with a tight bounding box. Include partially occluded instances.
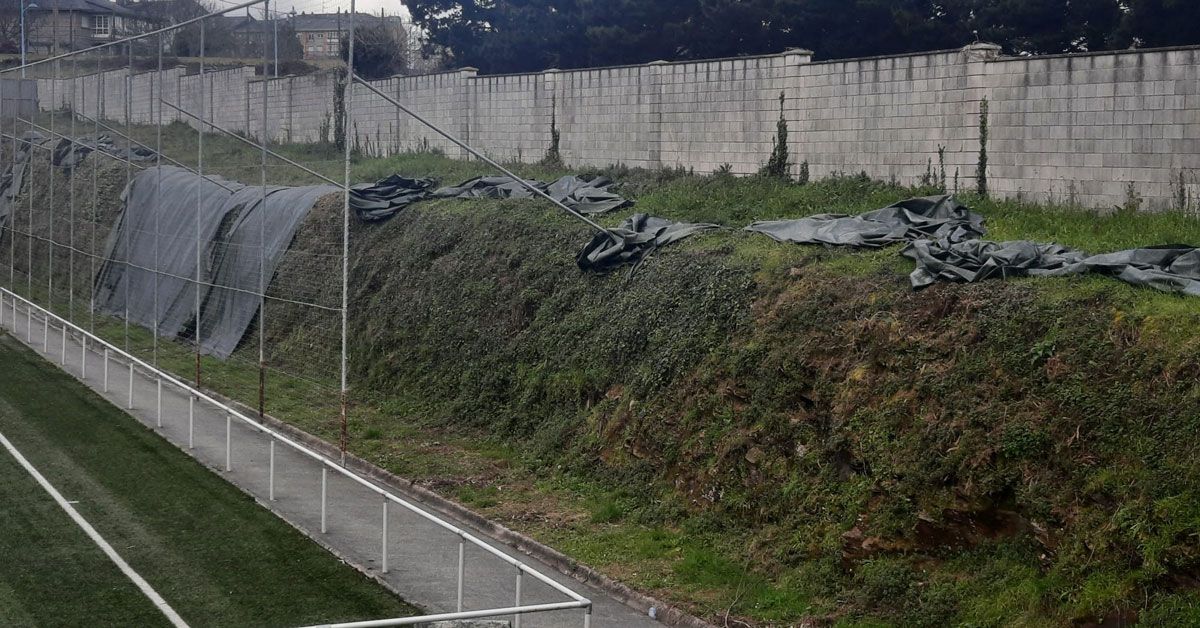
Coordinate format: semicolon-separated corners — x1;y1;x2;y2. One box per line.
216;396;714;628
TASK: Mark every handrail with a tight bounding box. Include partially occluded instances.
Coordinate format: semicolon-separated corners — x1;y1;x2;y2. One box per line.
302;601;590;628
0;287;592;609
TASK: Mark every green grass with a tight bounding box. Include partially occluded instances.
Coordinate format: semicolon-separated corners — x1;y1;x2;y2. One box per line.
0;334;417;627
11;119;1200;626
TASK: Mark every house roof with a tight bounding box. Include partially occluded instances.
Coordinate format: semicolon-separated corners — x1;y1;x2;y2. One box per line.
289;13;382;33
28;0;137;17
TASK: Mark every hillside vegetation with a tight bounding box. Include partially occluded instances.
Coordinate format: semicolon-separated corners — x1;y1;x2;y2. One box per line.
8;126;1200;625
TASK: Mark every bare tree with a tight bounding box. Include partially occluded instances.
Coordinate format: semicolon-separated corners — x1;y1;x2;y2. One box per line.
0;0;39;54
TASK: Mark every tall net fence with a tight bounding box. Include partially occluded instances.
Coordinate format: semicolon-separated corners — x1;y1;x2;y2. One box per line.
0;0;350;450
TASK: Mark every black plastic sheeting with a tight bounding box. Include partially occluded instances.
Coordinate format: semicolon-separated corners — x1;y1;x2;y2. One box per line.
745;195;985;248
350;175;436;222
52;136;155;174
733;192;1200;297
903;239;1200;296
0;134;41;230
347;173;633;223
433;175;633;215
94;166;336;359
577;213;718;273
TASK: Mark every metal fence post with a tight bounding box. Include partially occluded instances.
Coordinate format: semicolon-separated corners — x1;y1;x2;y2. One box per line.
225;411;232;471
127;361;134;409
457;535;465;612
103;346;109;391
381;498;389;574
194;19;205;388
60;324;66;364
583;606;591;628
80;335;86;379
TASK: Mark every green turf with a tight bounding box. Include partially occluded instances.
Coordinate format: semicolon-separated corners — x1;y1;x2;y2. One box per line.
0;334;417;627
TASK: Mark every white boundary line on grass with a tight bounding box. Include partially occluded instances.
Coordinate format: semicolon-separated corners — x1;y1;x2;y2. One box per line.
0;431;190;628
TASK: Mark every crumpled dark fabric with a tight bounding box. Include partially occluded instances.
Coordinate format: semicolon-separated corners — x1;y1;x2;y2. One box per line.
1079;245;1200;296
576;213;718;272
0;134;39;230
349;174;438;221
435;174;633;215
902;239;1086;288
745;195;985;248
52;135;155;173
902;239;1200;296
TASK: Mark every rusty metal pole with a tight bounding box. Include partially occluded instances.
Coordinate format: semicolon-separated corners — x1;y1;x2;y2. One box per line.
195;20;205;387
339;0;356;462
258;0;269;420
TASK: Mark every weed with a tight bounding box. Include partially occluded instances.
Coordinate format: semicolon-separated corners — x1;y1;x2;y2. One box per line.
977;97;989;197
760;91;790;180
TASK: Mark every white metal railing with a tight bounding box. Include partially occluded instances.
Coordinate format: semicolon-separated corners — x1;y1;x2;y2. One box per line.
0;288;593;628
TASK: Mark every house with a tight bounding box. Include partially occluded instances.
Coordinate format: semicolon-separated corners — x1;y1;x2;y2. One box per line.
289;12;385;60
25;0;140;52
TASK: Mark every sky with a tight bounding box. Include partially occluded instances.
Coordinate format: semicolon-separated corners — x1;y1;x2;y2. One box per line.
219;0;411;20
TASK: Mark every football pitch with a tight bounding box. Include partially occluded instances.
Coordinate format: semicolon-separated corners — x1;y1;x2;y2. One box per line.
0;333;416;627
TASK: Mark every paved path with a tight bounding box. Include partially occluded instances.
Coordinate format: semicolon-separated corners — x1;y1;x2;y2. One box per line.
2;301;664;628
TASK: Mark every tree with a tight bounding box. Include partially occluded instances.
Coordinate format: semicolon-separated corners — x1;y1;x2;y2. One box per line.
1116;0;1200;48
340;20;409;80
0;0;34;54
405;0;1200;74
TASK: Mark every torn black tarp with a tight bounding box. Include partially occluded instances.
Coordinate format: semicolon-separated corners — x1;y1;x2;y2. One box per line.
94;166;336;359
902;239;1200;296
435;174;633;215
1081;246;1200;296
902;239;1086;288
576;213;718;272
0;133;40;230
350;174;437;221
52;135;155;173
745;195;985;248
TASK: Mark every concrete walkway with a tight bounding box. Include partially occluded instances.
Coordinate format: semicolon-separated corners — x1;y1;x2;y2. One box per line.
2;301;665;628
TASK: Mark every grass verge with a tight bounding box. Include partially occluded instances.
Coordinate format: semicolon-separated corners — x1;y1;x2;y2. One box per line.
0;333;416;627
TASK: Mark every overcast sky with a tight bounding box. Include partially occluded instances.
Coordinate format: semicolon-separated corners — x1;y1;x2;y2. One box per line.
241;0;410;20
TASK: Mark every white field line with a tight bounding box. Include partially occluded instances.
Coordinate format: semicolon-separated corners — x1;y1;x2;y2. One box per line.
0;431;190;628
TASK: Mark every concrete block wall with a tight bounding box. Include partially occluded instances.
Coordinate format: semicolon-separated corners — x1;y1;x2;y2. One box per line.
656;53;800;175
469;71;555;163
789;48;983;186
29;42;1200;210
985;47;1200;209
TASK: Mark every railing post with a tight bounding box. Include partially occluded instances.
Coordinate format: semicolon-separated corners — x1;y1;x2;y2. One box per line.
188;394;194;449
103;346;109;392
268;438;275;501
225;411;232;471
457;535;465;612
59;324;65;364
514;567;523;628
381;498;389;574
80;336;87;379
127;361;134;409
42;311;47;351
156;377;162;428
583;605;591;628
320;465;328;533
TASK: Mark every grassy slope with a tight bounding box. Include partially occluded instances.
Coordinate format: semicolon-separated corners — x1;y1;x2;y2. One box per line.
8;122;1200;625
0;334;416;627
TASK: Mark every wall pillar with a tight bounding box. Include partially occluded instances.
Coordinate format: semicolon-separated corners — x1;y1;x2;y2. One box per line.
455;67;478;160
